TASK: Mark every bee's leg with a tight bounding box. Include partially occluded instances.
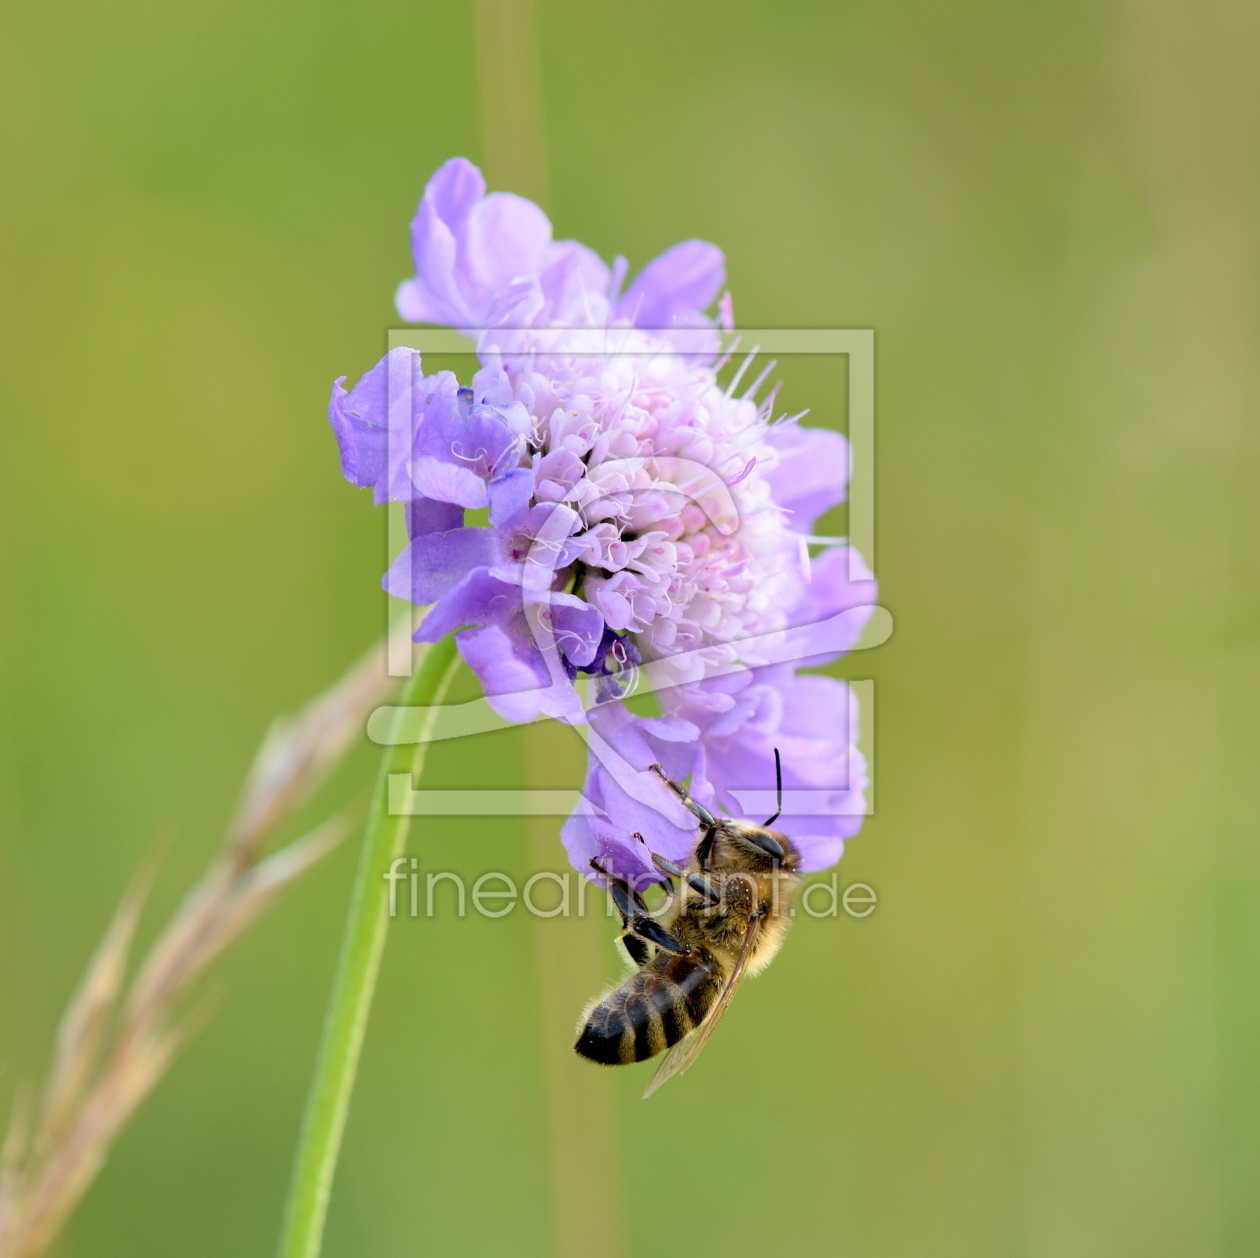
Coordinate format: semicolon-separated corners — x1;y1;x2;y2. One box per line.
591;858;649;926
694;826;717;870
638;841;721;906
620;933;652;967
649;764;716;827
648;765;720;870
591;859;689;957
629;916;688;955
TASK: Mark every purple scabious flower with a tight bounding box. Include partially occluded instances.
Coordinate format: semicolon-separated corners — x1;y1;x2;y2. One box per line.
330;158;876;883
395;158;724;337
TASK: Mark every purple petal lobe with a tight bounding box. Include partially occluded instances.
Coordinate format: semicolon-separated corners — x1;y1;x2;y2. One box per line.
793;837;848;873
488;467;534;527
406;497;464;538
409;457;488;508
539;243;612;322
548;595;604;668
559;702;707;884
561;765;698;887
406;199;462;323
618;240;725;328
413;396;520;483
383;527;500;605
328;375;385;489
459;193;552;302
456;623;548;707
395;277;437;324
765;425;850;530
396;158;623;331
483;278;545;330
400;159;488;325
786;545;877;666
456;622;587;725
413;566;521;641
425;157;486;229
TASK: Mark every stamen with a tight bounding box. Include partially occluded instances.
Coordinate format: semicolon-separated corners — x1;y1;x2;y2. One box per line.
449;442;491;465
609;255;629;307
712;333;742;375
724;346;760;398
741;359;777;401
794;532;849;547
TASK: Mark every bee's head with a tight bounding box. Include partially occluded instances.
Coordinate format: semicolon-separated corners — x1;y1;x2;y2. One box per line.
715;820;800;872
711;747;799;871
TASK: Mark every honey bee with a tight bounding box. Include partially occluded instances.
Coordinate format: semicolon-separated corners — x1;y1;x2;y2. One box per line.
574;752;800;1096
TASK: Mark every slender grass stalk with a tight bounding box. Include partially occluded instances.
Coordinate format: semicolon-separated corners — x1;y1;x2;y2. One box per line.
0;632;402;1258
277;634;459;1258
473;0;549;209
521;722;626;1258
471;5;628;1252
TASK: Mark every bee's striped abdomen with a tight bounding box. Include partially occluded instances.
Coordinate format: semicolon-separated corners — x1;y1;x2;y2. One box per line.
575;951;722;1065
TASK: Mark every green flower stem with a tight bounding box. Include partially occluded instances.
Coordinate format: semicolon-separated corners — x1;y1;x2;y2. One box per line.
277;633;459;1258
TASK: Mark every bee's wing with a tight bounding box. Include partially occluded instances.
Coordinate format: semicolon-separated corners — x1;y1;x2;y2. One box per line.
642;912;762;1098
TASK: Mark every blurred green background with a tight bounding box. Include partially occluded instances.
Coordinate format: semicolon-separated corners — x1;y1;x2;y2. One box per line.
2;1;1258;1255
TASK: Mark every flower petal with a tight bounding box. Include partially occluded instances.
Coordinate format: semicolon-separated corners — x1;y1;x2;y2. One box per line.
383;527;500;606
483;278;546;331
399;158;487;325
458;192;553;305
764;425;850;530
328;374;385;490
455;622;549;712
406;497;464;538
561;762;698;887
456;622;587;725
618;240;725;328
425;156;486;231
329;349;456;505
786;545;878;666
412;395;521;486
548;595;604;668
538;241;612;323
409;456;488;508
488;467;534;527
559;702;706;884
404;200;462;323
413;566;522;641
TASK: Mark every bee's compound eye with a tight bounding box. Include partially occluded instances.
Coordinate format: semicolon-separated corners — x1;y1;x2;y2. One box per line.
748;832;784;861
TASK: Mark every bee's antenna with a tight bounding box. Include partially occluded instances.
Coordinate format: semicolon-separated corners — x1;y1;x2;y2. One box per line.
763;747;783;827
